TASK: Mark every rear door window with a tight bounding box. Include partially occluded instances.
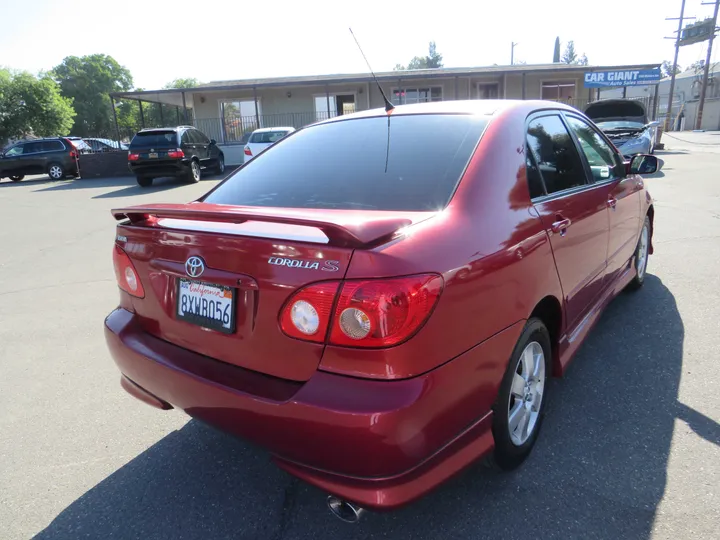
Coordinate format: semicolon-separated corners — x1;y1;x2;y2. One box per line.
526;115;588;195
42;140;65;152
131;131;178;148
194;130;210;144
24;142;44;154
249;130;290;144
204;114;487;211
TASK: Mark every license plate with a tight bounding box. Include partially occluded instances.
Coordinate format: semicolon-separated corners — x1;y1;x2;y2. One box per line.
177;279;235;333
148;152;158;159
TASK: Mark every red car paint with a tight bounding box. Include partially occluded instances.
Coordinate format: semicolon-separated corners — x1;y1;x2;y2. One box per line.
104;100;654;510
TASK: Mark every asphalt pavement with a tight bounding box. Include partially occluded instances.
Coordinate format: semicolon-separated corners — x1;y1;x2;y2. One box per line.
1;136;719;540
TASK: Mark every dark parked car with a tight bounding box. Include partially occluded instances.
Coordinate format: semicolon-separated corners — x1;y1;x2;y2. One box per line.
0;138;80;182
127;126;225;187
106;100;658;519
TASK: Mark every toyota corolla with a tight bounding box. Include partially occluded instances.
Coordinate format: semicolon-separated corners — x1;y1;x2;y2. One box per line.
105;100;658;520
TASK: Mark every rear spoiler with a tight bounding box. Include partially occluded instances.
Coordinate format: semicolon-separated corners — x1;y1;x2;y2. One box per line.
111;203;428;248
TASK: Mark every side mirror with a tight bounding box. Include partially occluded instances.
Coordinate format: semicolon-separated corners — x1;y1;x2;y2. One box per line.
629;154;660;175
209;139;217;145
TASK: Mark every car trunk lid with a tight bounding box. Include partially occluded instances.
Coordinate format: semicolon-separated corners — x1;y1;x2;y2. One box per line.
112;202;432;381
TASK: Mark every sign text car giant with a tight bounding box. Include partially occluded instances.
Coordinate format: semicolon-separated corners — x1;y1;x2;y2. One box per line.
583;68;661;88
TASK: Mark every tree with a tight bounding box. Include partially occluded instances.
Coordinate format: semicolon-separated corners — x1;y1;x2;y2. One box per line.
685;59;705;73
0;69;75;143
577;53;589;66
52;54;133;137
661;60;681;78
164;78;201;89
561;41;578;64
553;37;561;63
395;41;444;71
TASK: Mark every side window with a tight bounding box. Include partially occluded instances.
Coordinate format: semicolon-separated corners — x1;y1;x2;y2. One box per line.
525;148;546;199
24;142;44;153
43;141;64;152
565;116;624;182
194;130;210;144
181;130;192;145
5;144;24;156
526;115;587;194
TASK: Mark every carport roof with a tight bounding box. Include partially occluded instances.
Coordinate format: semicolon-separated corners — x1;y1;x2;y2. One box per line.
110;62;661;105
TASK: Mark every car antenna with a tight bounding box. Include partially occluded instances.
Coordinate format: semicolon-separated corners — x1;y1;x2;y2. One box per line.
349;28;394;113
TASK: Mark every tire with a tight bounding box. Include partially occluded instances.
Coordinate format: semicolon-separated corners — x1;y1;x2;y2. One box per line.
627;216;651;291
10;175;24;182
185;160;201;183
136;175;153;188
213;154;225;175
488;317;551;471
47;163;65;180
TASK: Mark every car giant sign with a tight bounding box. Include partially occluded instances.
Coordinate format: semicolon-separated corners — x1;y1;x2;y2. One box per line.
584;68;661;88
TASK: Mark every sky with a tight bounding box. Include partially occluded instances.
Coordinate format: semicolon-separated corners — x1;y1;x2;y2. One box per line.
1;0;718;90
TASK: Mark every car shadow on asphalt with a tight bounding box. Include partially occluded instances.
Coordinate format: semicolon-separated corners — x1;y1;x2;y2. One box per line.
36;275;718;540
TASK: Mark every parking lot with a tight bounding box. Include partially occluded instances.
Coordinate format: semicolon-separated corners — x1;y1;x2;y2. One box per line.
1;135;719;540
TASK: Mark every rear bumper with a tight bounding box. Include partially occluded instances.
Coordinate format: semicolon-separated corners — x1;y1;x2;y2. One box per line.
128;160;188;177
105;309;519;509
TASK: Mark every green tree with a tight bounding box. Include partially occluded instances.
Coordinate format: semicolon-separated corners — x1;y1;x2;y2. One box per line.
577;53;589;66
52;54;133;137
561;41;578;64
553;37;561;63
164;78;201;89
661;60;681;78
685;60;705;73
0;69;75;143
396;41;444;70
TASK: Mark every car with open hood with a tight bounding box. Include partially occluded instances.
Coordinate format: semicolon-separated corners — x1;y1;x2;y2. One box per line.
584;99;659;157
105;100;659;519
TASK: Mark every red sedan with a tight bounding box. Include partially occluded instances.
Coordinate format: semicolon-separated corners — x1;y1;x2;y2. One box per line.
105;100;658;521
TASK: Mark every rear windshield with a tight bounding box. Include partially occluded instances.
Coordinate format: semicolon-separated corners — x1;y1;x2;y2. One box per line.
204;115;487;211
130;131;178;148
249;130;290;144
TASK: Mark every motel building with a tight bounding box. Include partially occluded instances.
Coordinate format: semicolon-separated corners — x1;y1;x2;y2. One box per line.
111;62;661;165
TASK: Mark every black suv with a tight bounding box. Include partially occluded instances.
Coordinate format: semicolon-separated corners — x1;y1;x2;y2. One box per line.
0;138;80;182
127;126;225;187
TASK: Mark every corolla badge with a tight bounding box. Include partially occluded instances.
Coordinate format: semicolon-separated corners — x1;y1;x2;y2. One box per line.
185;256;206;278
268;257;340;271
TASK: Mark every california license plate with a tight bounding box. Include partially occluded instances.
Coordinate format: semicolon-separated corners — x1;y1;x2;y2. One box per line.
177;279;235;333
148;152;158;159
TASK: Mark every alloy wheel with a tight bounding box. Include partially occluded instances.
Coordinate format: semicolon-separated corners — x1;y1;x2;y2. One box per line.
637;222;649;280
48;165;63;180
508;341;546;446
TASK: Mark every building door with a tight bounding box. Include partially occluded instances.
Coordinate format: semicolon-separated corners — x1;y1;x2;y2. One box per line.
477;83;499;99
336;94;355;115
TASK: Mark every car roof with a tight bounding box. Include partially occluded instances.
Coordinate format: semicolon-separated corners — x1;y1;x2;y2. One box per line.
316;99;579;124
252;127;295;133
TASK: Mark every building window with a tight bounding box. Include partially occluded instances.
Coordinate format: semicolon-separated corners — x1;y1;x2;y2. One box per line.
314;94;356;121
219;99;260;143
391;87;442;105
541;81;576;101
477;83;499;99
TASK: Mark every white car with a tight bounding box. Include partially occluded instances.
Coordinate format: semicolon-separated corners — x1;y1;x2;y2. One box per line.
243;127;295;162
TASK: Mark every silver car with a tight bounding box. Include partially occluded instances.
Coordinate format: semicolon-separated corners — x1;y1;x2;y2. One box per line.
584;99;658;157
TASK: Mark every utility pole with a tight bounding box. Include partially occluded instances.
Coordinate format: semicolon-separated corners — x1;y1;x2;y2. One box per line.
696;0;720;130
665;0;691;131
511;42;518;65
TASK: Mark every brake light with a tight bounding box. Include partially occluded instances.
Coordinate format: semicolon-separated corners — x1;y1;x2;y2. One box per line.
279;274;443;348
280;281;340;342
128;152;140;161
69;150;77;159
244;146;252;156
113;245;145;298
329;275;443;347
167;148;185;159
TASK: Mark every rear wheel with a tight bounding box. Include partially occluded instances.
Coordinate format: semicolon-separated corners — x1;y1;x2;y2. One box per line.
627;216;650;290
47;163;65;180
185;160;201;183
136;175;153;188
10;175;24;182
488;318;550;471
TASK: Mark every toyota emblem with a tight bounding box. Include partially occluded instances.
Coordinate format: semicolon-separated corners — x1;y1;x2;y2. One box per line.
185;256;205;278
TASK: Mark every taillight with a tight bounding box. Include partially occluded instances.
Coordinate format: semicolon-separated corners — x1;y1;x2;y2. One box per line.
128;152;140;161
113;245;145;298
244;146;252;156
279;274;443;348
167;148;185;159
69;150;77;159
329;275;443;348
280;281;340;342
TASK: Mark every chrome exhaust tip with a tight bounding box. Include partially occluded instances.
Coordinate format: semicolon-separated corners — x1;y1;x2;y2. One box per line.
327;495;366;523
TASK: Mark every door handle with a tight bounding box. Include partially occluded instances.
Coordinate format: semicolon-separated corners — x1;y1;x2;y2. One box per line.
551;216;572;236
607;197;617;210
